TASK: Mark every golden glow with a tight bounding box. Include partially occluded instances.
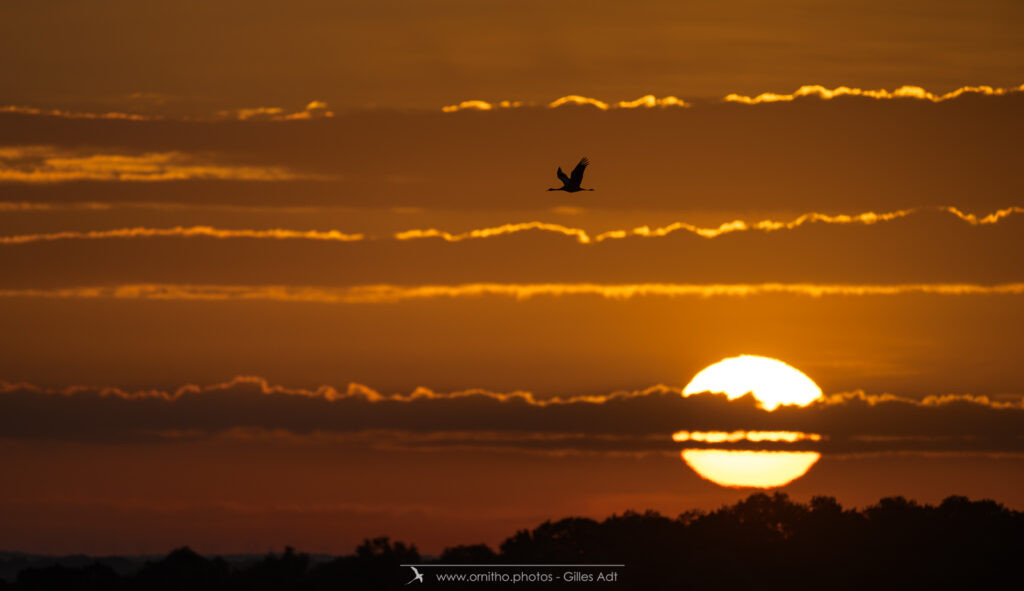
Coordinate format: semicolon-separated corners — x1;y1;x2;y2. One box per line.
442;100;494;112
231;107;286;119
2;283;1024;303
684;355;823;411
547;95;611;109
613;95;689;108
441;99;527;112
681;449;821;488
672;430;822;443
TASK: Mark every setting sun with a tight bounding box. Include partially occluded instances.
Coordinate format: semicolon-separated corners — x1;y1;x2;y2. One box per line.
683;355;823;411
678;356;825;488
681;450;821;489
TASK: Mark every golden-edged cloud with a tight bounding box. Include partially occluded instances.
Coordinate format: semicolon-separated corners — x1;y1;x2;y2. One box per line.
2;100;334;122
0;105;155;120
0;201;116;212
396;206;1023;243
6;205;1012;243
2;282;1022;304
3;374;1021;412
0;226;363;245
0;201;361;213
223;100;334;121
0;146;312;183
442;94;690;112
0;374;663;406
442;84;1023;112
723;84;1024;105
5;85;1021;121
822;390;1024;411
2;376;1023;454
441;99;527;112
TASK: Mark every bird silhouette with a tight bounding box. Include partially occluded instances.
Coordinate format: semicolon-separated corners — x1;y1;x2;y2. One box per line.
548;157;594;192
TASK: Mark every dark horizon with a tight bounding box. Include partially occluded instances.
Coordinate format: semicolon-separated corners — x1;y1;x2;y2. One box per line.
3;492;1023;589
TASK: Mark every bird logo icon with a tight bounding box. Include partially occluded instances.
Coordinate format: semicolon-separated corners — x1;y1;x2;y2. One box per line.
406;566;425;584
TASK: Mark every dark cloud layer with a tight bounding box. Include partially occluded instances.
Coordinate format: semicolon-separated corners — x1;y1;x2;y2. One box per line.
2;377;1022;454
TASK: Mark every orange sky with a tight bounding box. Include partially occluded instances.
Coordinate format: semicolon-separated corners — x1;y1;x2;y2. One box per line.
2;1;1023;113
2;1;1023;556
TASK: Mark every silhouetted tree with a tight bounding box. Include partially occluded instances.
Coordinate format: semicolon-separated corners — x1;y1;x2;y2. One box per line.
306;537;418;591
439;544;498;563
230;547;309;591
15;563;120;591
131;547;229;591
4;495;1024;590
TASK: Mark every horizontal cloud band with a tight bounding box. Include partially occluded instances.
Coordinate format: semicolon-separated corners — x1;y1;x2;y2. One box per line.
1;283;1023;303
5;84;1021;121
441;84;1024;112
1;206;1021;244
1;377;1022;454
0;147;316;183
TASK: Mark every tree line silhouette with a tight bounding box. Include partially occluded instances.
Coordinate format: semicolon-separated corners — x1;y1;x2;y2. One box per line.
3;493;1022;590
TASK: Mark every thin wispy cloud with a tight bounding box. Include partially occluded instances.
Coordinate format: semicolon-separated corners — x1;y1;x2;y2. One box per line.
4;206;1017;243
5;85;1021;121
2;100;334;122
1;282;1022;304
442;94;690;112
0;201;361;213
723;83;1024;104
0;146;310;183
0;105;155;120
221;100;334;121
0;226;363;245
0;201;118;212
396;207;1024;243
441;84;1023;112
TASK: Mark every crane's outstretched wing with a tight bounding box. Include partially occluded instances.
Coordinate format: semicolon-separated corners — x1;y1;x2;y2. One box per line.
556;167;569;185
569;157;590;185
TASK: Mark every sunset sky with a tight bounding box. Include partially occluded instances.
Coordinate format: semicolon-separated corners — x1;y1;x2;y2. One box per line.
2;1;1024;556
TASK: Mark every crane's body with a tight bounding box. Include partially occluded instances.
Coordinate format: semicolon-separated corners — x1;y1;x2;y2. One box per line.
548;157;594;192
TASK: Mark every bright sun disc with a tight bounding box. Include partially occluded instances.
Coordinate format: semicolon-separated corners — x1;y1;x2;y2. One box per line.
683;355;823;411
681;450;821;489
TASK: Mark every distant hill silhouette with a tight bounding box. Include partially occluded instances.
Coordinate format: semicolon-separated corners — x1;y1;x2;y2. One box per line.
3;493;1022;590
